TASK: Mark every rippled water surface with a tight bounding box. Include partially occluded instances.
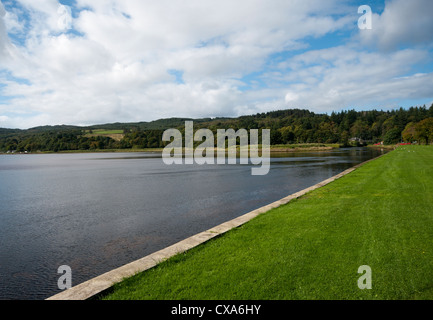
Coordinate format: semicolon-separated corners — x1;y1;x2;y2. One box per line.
0;148;385;299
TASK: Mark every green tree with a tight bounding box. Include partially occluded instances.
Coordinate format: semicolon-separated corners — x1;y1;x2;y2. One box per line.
280;127;295;144
415;118;433;145
383;128;401;145
402;122;417;143
350;120;370;140
270;130;283;145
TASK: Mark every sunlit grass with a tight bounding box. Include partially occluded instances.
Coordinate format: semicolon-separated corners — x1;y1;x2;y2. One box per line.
100;146;433;300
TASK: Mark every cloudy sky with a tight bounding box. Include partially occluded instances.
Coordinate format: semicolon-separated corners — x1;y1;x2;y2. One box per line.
0;0;432;129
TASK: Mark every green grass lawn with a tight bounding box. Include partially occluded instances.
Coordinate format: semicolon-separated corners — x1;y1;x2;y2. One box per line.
100;145;433;300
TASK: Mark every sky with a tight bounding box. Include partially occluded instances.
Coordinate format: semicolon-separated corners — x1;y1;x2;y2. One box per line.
0;0;432;129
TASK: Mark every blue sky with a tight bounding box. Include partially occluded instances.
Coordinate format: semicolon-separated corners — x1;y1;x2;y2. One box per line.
0;0;432;129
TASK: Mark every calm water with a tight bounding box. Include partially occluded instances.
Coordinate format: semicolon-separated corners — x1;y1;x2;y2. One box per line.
0;147;385;300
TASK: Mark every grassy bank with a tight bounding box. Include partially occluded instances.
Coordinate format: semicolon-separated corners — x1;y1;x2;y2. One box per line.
100;145;433;300
9;143;341;155
29;148;164;154
270;143;340;152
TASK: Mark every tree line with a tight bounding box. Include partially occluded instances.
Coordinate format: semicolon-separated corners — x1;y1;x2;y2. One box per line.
1;105;433;152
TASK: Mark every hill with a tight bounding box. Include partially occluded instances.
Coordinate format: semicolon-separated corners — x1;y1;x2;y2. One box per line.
1;106;433;152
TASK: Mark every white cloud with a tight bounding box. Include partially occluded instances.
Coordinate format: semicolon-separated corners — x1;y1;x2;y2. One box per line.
276;47;433;111
4;9;24;34
0;1;10;61
1;0;356;128
14;0;68;33
0;0;432;129
359;0;433;51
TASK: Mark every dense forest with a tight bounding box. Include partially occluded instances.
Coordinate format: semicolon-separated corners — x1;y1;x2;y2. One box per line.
1;105;433;153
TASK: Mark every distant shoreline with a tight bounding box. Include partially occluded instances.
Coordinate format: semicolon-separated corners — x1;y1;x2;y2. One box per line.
1;144;338;155
0;144;398;155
